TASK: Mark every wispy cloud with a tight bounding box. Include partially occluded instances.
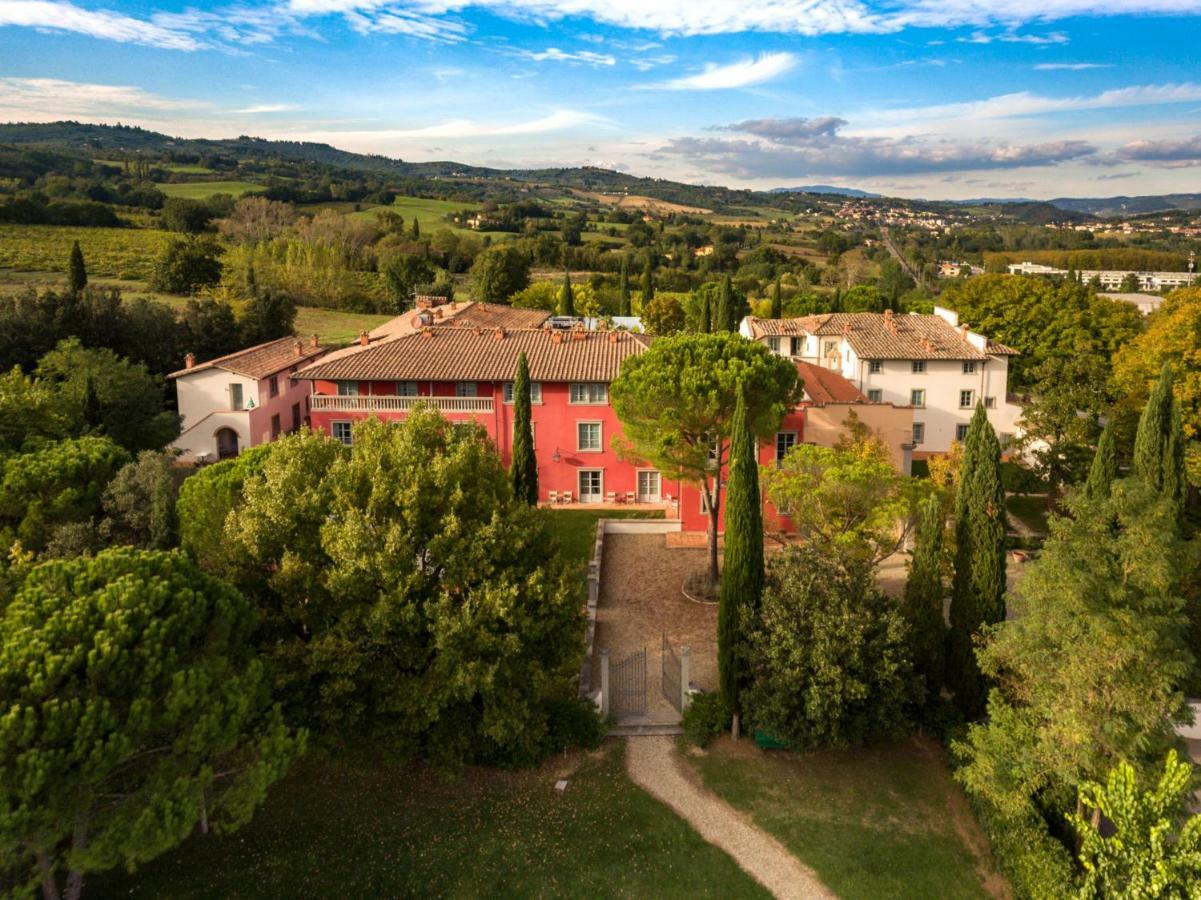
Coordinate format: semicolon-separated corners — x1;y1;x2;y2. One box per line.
519;47;616;65
956;30;1068;45
297;108;606;141
646;52;798;90
233;103;298;114
0;0;202;50
1034;62;1112;70
0;77;207;118
1114;134;1201;167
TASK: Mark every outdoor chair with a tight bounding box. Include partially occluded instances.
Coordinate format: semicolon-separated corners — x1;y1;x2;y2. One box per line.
547;491;559;504
605;491;617;504
625;491;637;504
560;491;573;504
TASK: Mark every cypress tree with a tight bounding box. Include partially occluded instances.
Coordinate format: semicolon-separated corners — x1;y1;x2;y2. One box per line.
1084;421;1118;502
410;217;420;240
831;287;843;313
559;270;575;316
946;403;1007;718
1134;362;1186;518
67;241;87;295
770;277;783;319
700;291;712;333
716;275;731;332
641;257;654;305
618;257;631;316
903;493;946;711
719;382;763;737
81;374;103;432
509;352;538;505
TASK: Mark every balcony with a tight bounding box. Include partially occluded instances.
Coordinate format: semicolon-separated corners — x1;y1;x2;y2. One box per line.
311;395;494;414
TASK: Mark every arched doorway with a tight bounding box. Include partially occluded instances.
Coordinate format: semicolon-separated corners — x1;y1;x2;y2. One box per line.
215;427;240;459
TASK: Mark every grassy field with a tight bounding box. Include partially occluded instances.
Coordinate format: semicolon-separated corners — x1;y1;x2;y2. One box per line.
546;508;664;568
156;180;264;199
687;737;1007;900
0;224;172;280
92;741;768;899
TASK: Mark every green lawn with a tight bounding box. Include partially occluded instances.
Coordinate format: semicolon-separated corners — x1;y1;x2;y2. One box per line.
93;742;768;899
547;508;664;568
155;181;264;199
1006;493;1051;536
686;737;1006;900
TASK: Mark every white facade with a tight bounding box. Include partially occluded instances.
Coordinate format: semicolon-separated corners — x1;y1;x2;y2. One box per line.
741;307;1023;455
1007;262;1196;292
172;367;258;462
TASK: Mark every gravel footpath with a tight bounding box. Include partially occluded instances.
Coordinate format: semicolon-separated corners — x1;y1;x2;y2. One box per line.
625;736;835;900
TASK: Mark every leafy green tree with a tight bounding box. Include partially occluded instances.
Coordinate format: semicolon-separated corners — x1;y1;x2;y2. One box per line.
510;352;537;505
150;236;223;294
176;443;275;572
100;450;181;549
0;436;130;555
878;258;914;309
611;333;799;582
180;298;241;363
0;367;74;455
1133;362;1186;519
1120;272;1141;293
1071;751;1201;898
744;545;915;749
618;257;631;316
1015;352;1111;487
947;404;1007;718
641;256;654;306
718;384;763;736
213;416;582;762
1083;421;1117;502
0;547;304;900
642;293;686;335
36;338;180;452
765;428;924;572
955;480;1193;821
239;288;297;346
770;277;782;319
903;493;947;711
715;275;731;332
468;244;530;304
161;196;214;233
380;251;434;310
558;270;575;316
410;216;420;240
67;241;87;295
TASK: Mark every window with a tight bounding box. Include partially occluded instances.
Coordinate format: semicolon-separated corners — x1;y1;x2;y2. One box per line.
291;402;301;431
959;389;974;408
569;382;608;404
868;360;883;374
337;381;359;397
332;421;353;446
790;336;803;357
962;361;977;375
397;381;418;397
502;381;543;404
984;396;996;409
910;389;926;407
271;414;281;439
577;421;602;452
637;470;661;503
767;336;780;353
229;383;244;410
578;469;603;503
912;360;927;374
912;422;925;444
867;389;883;403
775;431;797;463
456;382;478;397
956;423;970;442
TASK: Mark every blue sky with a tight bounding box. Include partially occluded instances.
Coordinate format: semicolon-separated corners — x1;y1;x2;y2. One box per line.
2;1;1200;199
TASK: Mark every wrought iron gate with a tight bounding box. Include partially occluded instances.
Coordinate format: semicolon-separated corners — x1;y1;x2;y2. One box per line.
610;647;647;718
661;633;682;713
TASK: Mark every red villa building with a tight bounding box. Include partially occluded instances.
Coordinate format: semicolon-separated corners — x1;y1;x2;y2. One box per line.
294;301;914;533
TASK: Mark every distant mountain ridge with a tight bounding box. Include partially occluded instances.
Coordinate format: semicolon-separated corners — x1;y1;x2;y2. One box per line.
0;121;1196;218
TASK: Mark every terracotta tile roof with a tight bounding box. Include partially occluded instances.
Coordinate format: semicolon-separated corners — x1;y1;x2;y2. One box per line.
795;361;868;404
367;302;550;340
296;327;647;383
752;312;1017;361
169;336;327;380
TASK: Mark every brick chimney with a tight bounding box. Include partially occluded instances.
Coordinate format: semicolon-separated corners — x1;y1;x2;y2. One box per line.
293;339;304;357
184;352;196;369
494;327;506;341
421;327;434;340
358;331;369;347
551;330;564;344
608;331;619;344
310;334;319;348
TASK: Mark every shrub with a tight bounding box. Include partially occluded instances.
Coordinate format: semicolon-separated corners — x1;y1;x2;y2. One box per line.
966;795;1077;900
151;236;223;294
542;696;606;755
682;691;731;747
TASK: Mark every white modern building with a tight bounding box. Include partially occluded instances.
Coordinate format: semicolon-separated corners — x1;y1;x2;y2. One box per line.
741;307;1023;456
1006;261;1197;292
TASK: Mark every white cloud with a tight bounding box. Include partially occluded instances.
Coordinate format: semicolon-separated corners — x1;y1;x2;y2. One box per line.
647;52;798;91
0;0;202;50
0;77;207;119
234;103;298;113
520;47;616;65
1033;62;1111;70
296;108;605;141
956;30;1068;44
